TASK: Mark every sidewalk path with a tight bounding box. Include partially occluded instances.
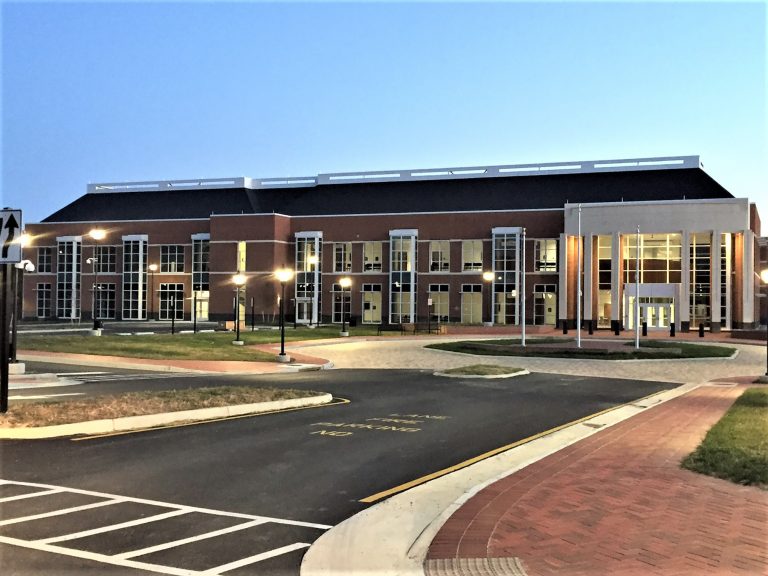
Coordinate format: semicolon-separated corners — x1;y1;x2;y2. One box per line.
426;383;768;576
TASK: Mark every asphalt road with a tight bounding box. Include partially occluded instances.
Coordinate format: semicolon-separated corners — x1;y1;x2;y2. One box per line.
1;368;676;575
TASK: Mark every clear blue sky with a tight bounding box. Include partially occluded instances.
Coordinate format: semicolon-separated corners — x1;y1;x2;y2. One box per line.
2;1;766;226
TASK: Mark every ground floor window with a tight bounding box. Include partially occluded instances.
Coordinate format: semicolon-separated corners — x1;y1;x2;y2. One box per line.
36;284;52;318
428;284;449;322
390;290;413;324
159;283;184;320
597;289;612;328
461;285;482;324
332;282;351;324
533;284;557;325
362;284;382;324
494;290;516;325
94;283;116;320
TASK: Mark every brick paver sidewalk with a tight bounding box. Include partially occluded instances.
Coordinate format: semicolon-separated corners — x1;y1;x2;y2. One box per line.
428;384;768;575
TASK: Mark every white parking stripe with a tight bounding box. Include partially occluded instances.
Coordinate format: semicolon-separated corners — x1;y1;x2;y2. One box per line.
200;542;310;575
0;488;62;503
1;479;332;529
0;535;201;576
37;509;191;544
116;518;269;559
0;499;121;527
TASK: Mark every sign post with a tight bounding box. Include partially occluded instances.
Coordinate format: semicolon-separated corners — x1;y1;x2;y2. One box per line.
0;209;23;413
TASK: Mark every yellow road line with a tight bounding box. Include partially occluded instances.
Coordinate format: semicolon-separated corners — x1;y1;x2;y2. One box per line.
359;388;668;503
71;397;351;442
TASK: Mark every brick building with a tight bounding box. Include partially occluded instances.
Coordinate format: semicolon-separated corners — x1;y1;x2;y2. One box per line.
22;155;762;332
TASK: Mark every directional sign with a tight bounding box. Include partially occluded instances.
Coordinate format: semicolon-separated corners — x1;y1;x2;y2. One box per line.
0;210;22;263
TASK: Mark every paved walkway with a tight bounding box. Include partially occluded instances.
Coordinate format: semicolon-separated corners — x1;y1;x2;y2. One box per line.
426;382;768;576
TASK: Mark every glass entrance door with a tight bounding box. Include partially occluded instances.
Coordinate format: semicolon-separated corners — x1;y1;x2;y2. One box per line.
296;298;313;324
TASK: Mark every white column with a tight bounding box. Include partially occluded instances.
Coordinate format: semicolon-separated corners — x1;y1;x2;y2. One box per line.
610;232;621;324
558;232;568;325
680;230;690;327
711;231;722;328
742;229;755;324
583;234;593;321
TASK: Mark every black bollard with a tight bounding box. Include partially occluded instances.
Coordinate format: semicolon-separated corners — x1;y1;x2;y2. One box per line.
699;323;705;337
670;322;675;337
642;321;647;337
588;319;594;335
562;320;568;334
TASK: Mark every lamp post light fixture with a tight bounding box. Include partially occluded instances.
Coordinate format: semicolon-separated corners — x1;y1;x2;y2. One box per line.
339;276;352;336
482;271;494;326
148;264;158;321
232;273;247;345
275;268;294;362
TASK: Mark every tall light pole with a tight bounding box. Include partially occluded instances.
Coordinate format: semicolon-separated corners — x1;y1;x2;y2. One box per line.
635;225;640;350
275;268;294;362
482;271;494;326
576;205;582;348
11;260;35;363
232;274;246;345
761;269;768;376
521;227;526;347
339;276;352;336
87;228;106;333
148;263;158;321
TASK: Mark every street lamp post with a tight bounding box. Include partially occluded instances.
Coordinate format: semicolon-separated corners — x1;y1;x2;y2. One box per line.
482;271;494;326
761;269;768;376
232;274;246;345
339;277;352;336
86;229;106;334
275;268;294;362
10;260;35;363
148;264;158;321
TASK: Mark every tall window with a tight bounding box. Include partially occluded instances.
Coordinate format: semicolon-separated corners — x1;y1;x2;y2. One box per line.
363;242;383;271
94;283;116;319
462;240;482;271
597;235;612;328
390;231;417;323
334;242;352;272
534;239;557;272
123;238;147;319
295;233;322;325
36;284;52;318
159;283;184;320
492;230;519;325
331;282;351;324
37;247;52;273
690;233;711;327
428;284;449;322
95;246;117;273
56;239;81;319
623;233;682;284
161;245;185;273
460;284;482;323
720;233;731;329
361;284;382;324
192;237;210;291
429;241;450;272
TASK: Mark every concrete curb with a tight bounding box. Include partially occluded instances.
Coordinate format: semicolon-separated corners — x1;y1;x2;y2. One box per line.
300;383;700;576
0;393;333;440
432;369;530;379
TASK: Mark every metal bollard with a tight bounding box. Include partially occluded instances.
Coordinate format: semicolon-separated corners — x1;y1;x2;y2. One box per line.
670;322;675;337
699;323;705;337
588;319;594;335
562;321;568;334
642;321;647;337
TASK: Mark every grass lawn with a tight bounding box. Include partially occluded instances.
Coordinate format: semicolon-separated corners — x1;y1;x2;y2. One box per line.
681;387;768;488
0;386;319;427
441;364;525;376
18;326;381;362
427;339;735;360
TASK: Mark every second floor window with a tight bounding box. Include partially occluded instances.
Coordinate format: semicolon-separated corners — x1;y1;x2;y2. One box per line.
534;239;558;272
334;242;352;272
429;241;450;272
37;247;52;273
161;245;185;273
462;240;482;271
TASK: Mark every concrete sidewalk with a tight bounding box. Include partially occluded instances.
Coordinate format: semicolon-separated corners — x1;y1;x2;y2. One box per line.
426;382;768;576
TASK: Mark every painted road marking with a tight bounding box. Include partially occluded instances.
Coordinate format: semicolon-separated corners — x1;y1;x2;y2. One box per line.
73;396;351;441
10;393;85;400
359;390;670;503
115;518;269;560
37;509;190;544
199;542;311;575
0;488;62;503
0;499;122;527
0;479;330;575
